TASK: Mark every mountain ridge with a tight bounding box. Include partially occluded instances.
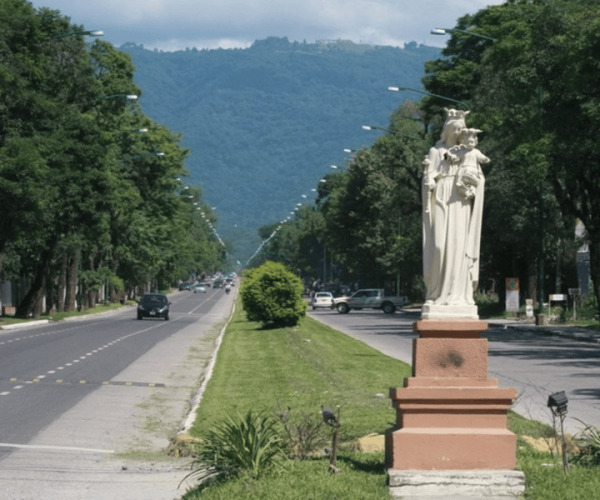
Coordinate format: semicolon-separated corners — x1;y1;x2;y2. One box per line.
120;37;441;262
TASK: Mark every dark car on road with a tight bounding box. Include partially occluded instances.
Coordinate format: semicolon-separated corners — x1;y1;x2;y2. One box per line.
137;293;171;320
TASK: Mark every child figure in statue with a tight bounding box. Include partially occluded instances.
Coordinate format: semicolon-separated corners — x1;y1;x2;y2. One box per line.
448;128;490;200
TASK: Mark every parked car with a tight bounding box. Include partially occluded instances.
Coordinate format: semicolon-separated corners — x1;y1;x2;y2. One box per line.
333;289;409;314
137;293;171;320
179;283;191;291
194;284;206;293
311;292;334;310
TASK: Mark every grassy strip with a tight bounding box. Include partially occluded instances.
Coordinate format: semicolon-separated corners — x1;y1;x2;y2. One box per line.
0;302;134;326
0;288;178;326
188;304;411;441
182;297;600;499
47;301;135;322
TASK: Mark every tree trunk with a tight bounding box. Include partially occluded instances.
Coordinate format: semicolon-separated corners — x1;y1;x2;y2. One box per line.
588;236;600;321
65;249;80;312
528;260;538;308
57;253;67;312
16;254;50;319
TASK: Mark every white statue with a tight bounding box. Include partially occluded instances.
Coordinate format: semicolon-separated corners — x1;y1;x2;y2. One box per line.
422;111;488;319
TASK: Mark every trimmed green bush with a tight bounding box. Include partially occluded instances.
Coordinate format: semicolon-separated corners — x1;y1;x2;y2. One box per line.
241;261;307;328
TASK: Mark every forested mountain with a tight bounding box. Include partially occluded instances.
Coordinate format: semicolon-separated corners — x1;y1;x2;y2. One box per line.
120;37;440;263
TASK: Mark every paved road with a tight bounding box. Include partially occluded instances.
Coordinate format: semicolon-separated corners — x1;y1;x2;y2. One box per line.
309;307;600;435
0;288;235;500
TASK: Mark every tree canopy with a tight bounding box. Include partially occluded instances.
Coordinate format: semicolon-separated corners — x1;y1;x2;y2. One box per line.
0;0;225;317
248;0;598;316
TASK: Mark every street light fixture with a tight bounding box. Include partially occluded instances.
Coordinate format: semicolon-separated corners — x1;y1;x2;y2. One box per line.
103;94;138;101
388;86;470;110
547;391;568;416
547;391;569;471
117;128;148;136
363;124;419;140
54;30;104;40
363;124;390;133
431;27;496;42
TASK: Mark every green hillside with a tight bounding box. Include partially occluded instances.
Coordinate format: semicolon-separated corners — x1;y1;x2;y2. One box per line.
120;37;440;263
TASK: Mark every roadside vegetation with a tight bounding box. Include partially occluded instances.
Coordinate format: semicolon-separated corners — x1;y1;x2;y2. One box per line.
249;0;600;324
1;1;226;320
180;296;600;499
0;300;133;327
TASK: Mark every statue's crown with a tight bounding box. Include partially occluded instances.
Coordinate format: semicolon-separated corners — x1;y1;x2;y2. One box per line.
444;108;470;120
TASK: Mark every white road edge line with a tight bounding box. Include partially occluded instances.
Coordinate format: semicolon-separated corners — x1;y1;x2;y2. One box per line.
179;291;237;434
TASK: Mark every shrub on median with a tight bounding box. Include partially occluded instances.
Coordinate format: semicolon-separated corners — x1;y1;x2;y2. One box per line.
240;261;307;328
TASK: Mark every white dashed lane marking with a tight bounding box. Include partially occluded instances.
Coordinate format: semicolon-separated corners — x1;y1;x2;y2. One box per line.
0;317;174;397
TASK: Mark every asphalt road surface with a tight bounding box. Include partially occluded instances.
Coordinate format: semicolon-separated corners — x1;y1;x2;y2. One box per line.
309;307;600;435
0;288;235;500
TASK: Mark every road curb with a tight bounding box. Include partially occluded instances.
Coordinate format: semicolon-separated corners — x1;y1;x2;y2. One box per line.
178;287;238;435
0;319;50;331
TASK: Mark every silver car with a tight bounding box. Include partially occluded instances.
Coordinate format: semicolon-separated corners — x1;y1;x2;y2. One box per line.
311;292;333;310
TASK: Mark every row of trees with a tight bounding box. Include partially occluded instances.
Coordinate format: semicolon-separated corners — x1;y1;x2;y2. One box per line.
0;1;225;318
250;0;597;315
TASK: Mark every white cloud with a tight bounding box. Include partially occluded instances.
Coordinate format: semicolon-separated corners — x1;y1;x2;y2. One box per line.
30;0;507;51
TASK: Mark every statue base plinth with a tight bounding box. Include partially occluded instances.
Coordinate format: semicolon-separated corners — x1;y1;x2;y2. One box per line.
386;318;519;473
421;303;479;319
388;470;526;499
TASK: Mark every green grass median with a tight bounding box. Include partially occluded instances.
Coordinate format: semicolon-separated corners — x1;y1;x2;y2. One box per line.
181;296;600;499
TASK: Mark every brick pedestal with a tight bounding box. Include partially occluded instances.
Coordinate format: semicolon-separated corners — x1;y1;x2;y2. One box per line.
386;319;519;471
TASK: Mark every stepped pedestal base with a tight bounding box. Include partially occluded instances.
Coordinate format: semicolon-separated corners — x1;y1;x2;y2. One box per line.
386;318;523;497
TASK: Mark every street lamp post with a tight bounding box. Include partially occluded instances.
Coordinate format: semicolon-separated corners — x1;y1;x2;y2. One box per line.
430;28;496;42
122;151;164;162
54;30;104;40
102;94;138;101
362;124;420;140
388;87;470;110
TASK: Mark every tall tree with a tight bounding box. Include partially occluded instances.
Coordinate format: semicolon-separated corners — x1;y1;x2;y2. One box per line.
420;0;585;307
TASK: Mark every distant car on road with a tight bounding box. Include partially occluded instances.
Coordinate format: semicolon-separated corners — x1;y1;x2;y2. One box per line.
194;284;206;293
137;293;171;320
333;289;408;314
311;292;334;310
179;283;191;291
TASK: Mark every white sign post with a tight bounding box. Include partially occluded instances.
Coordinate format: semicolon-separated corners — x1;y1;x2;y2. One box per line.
525;299;534;318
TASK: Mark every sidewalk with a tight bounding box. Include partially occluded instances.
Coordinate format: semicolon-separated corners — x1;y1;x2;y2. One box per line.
487;318;600;345
0;292;235;500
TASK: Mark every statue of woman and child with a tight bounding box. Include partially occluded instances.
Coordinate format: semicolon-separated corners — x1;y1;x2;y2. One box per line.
421;109;490;319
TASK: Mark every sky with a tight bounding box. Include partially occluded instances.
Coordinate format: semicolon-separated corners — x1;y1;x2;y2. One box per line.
29;0;506;52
